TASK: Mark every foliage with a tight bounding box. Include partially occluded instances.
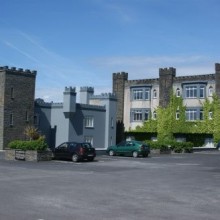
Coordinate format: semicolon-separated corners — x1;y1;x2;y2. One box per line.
8;136;48;151
132;92;220;146
24;126;40;140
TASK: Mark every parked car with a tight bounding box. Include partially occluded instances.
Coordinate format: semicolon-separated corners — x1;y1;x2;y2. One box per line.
106;140;150;158
52;142;96;162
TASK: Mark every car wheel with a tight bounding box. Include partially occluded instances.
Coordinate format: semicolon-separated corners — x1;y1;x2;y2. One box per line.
109;150;115;156
132;151;138;158
143;153;149;158
72;154;79;162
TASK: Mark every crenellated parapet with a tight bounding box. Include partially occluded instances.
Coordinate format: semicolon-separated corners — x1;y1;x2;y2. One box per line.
159;67;176;77
80;86;94;93
174;74;215;83
64;86;76;92
0;65;37;77
113;72;128;80
91;93;117;100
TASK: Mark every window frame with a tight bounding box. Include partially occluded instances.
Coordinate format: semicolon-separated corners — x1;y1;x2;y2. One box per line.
85;116;94;128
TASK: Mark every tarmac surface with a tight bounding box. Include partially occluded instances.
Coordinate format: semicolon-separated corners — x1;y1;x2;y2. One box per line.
0;151;220;220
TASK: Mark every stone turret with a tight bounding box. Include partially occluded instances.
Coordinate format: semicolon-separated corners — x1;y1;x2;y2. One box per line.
80;87;94;104
63;87;76;117
112;72;128;122
159;67;176;107
0;66;37;150
215;63;220;98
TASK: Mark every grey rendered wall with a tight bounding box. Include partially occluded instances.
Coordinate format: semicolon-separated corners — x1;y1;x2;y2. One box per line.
35;105;52;147
0;72;5;150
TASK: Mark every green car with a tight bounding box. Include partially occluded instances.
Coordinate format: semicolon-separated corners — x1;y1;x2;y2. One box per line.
107;140;150;158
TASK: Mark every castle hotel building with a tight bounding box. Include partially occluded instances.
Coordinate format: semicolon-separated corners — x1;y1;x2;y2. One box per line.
113;63;220;131
0;66;116;150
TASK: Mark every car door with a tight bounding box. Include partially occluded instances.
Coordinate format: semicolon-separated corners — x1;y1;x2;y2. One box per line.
124;141;135;156
116;141;126;155
55;143;68;159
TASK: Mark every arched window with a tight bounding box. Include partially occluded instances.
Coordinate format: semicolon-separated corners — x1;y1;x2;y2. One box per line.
209;86;213;96
176;88;180;97
153;89;157;98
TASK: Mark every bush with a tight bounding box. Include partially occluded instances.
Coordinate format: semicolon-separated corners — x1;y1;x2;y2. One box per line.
144;140;193;153
8;136;48;151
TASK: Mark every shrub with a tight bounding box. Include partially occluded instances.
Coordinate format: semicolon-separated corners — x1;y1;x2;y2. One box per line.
8;136;48;151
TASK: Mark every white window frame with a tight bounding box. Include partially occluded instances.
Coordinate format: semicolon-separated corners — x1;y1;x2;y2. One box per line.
209;86;213;96
199;86;205;98
85;116;94;128
153;89;157;98
176;88;181;97
186;109;197;121
209;111;213;120
185;86;197;98
176;111;180;120
133;89;143;100
133;110;142;121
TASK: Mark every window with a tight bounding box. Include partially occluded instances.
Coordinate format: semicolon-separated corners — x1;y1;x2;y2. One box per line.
153;89;157;98
84;136;93;145
209;86;213;96
9;113;13;126
209;111;213;120
131;87;151;100
133;89;143;100
185;86;197;98
144;110;149;120
10;87;14;99
133;110;142;121
153;111;157;119
176;111;180;120
200;110;204;120
111;117;114;128
85;116;94;128
176;88;180;97
145;89;150;100
186;109;197;121
199;86;205;98
25;111;29;122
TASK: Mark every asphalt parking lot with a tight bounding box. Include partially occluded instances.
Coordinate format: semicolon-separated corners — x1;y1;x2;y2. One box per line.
0;151;220;220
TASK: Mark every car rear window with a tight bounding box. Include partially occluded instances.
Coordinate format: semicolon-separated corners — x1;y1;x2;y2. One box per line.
81;143;92;148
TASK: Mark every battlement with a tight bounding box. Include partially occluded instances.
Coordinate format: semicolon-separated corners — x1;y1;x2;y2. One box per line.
91;93;117;100
127;78;159;86
215;63;220;72
78;103;106;111
64;86;76;94
174;74;215;83
159;67;176;76
80;86;94;92
0;66;37;76
113;72;128;80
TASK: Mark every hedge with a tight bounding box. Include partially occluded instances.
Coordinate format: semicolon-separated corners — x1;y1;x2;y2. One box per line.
8;137;48;151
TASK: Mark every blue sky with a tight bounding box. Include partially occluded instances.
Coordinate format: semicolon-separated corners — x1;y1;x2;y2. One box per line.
0;0;220;102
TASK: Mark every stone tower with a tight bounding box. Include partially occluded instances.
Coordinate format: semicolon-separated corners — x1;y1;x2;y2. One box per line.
0;66;37;150
159;67;176;108
112;72;128;122
215;63;220;98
